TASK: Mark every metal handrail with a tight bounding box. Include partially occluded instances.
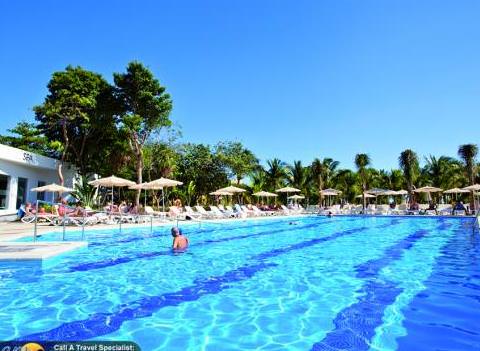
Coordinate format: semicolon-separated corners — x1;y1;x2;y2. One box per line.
31;200;164;242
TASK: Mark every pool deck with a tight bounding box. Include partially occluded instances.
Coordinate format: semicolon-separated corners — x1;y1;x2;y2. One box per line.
0;241;88;260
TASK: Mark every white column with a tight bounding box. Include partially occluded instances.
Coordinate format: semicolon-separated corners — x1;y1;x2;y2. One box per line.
8;176;18;212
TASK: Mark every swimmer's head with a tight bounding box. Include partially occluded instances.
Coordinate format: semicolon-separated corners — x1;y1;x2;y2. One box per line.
171;227;180;237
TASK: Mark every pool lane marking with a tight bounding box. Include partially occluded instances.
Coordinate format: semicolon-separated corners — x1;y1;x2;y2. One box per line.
67;217;364;272
17;219;400;341
311;220;452;351
86;216;323;247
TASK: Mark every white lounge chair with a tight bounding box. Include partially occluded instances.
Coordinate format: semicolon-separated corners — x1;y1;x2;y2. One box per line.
280;205;291;215
375;204;390;215
437;204;452;216
195;205;218;219
252;205;274;216
210;205;231;218
21;213;60;225
241;205;256;217
184;206;203;219
144;206;167;219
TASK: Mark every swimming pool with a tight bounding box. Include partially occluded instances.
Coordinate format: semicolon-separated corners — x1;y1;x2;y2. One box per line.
1;216;479;350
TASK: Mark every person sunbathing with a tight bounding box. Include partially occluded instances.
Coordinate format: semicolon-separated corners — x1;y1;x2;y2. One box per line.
58;199;72;216
169;206;181;218
128;204;139;214
409;200;419;211
72;203;86;217
171;227;189;250
174;198;182;207
25;202;36;215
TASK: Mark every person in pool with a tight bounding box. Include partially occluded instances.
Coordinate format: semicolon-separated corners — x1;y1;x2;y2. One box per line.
171;227;189;250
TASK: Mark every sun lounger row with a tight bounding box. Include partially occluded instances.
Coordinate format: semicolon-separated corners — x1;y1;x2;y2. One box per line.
21;202;309;228
315;203;467;216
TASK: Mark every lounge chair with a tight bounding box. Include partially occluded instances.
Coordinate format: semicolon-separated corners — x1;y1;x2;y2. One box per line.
184;206;203;219
392;203;407;215
280;205;292;215
21;213;60;225
194;205;218;219
240;205;256;217
144;206;167;219
59;214;99;227
437;204;452;216
210;205;232;218
218;204;238;217
168;206;187;220
375;204;390;215
252;205;274;216
232;204;248;218
365;204;376;215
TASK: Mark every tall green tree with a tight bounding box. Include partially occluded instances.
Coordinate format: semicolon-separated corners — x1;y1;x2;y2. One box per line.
250;169;267;193
34;65;114;182
333;169;358;203
389;169;405;190
311;157;340;206
114;62;173;205
176;143;228;204
354;153;371;210
265;158;288;191
0;121;60;157
288;160;309;192
458;143;478;210
215;141;259;184
422;155;463;189
398;149;420;199
143;141;179;181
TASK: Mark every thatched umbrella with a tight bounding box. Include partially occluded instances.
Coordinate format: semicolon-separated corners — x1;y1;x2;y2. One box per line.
276;186;301;204
31;183;73;203
89;175;136;206
146;177;184;211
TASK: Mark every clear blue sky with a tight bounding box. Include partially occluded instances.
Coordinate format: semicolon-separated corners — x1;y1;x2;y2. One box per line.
1;1;479;170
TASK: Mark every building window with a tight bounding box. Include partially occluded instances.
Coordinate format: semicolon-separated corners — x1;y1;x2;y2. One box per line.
37;181;46;201
0;175;8;209
16;177;28;209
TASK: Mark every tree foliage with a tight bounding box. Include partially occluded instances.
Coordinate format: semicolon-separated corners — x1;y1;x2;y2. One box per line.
398;149;420;198
0;121;61;157
215;141;259;184
34;65;115;179
114;61;173;205
175;143;229;203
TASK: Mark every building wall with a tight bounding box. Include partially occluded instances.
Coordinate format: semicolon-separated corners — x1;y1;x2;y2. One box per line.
0;144;76;217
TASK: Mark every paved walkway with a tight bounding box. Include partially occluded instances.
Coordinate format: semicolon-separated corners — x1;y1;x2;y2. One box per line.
0;221;58;242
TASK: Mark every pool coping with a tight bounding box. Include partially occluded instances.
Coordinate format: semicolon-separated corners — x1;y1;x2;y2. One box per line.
0;241;88;260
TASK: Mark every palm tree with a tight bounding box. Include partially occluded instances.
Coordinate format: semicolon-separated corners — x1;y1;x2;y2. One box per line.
389;169;405;190
310;158;339;206
399;149;419;200
458;144;478;210
333;169;358;203
422;155;463;189
289;160;307;191
354;153;371;210
265;158;287;191
250;169;267;193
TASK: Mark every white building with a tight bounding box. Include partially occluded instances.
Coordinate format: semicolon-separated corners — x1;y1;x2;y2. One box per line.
0;144;75;219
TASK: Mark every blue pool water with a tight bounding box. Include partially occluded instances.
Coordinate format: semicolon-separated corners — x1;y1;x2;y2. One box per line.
1;216;479;350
